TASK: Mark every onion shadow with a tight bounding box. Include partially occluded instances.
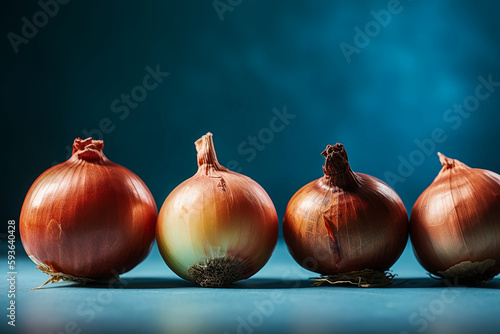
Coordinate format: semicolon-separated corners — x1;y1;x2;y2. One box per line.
30;276;500;290
387;277;500;289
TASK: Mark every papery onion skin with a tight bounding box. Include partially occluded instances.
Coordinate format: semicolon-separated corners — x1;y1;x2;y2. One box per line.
410;153;500;283
156;132;278;287
20;138;157;281
283;144;409;275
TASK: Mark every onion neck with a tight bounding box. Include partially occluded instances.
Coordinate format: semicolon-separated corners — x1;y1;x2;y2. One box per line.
195;132;228;174
321;143;359;189
437;152;469;171
71;137;107;162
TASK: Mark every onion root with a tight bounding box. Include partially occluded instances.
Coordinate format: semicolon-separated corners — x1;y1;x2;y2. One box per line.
312;269;396;287
431;259;499;286
30;256;118;290
187;256;245;288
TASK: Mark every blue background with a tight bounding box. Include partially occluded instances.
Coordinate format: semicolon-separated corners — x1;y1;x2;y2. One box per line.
1;1;500;333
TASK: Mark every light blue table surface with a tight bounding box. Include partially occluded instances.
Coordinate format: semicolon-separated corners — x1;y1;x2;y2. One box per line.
2;241;499;334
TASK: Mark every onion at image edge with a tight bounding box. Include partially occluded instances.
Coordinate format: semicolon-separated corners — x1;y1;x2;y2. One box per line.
283;144;409;286
156;132;279;287
20;138;157;288
410;153;500;285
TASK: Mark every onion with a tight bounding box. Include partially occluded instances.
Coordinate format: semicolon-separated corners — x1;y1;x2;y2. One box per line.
20;138;157;288
283;144;409;286
156;132;278;287
410;153;500;285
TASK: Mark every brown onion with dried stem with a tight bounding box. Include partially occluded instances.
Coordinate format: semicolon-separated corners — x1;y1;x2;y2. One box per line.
410;153;500;285
156;132;279;287
20;138;157;288
283;144;409;286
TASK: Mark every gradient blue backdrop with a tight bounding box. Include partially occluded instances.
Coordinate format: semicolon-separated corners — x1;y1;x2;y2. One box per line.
3;0;500;234
2;1;500;334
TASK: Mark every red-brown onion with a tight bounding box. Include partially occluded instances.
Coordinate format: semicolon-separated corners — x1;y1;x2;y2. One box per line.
411;153;500;285
20;138;157;287
283;144;409;285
